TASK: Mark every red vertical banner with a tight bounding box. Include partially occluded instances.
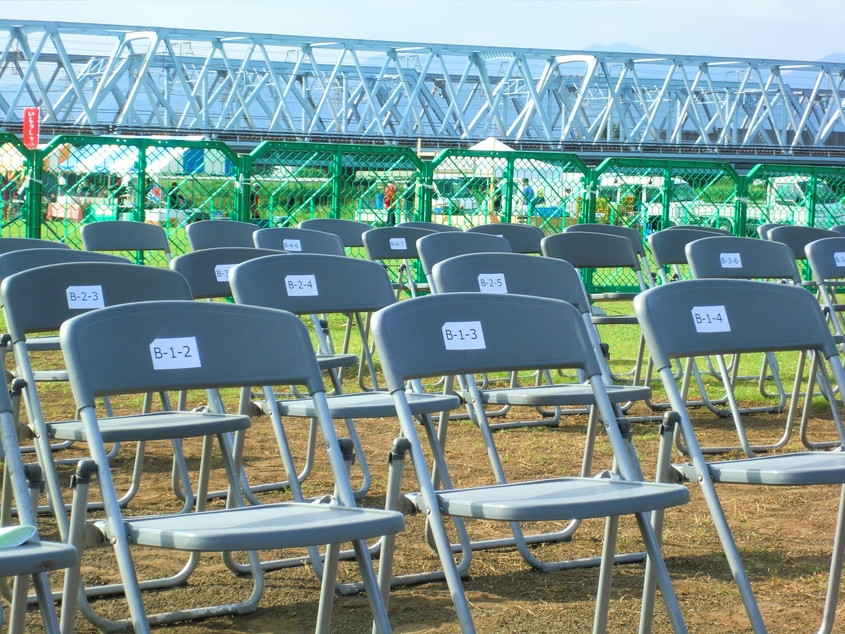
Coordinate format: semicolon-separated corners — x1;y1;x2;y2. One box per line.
22;107;40;149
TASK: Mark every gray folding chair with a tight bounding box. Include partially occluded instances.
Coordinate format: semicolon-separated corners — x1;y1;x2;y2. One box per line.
253;226;346;255
372;292;689;633
766;224;838;287
0;381;79;634
0;262;195;543
362;225;435;298
647;226;732;284
829;225;845;237
0;249;132;470
466;222;544;254
299;217;371;250
565;222;657;286
635;278;845;634
185;219;259;249
755;222;784;239
416;231;512;293
431;251;654;555
683;236;809;453
80;220;172;264
170;246;286;301
229;252;460;501
59;300;403;633
541;231;650;387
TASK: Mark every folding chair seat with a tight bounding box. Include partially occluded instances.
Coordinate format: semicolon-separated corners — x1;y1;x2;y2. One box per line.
634;278;845;634
565;222;657;286
372;292;689;633
362;225;435;299
59;300;403;633
80;220;172;264
396;220;462;232
0;262;196;542
229;253;460;502
0;382;79;634
466;222;545;254
253;226;346;255
185;219;259;249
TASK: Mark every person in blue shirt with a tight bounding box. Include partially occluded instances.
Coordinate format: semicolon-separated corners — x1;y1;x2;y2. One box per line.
521;178;535;220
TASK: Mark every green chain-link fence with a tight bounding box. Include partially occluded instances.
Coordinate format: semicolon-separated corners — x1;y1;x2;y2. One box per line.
428;148;589;232
4;132;845;292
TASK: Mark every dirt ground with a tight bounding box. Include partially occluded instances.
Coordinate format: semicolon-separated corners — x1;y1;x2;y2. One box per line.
16;382;845;633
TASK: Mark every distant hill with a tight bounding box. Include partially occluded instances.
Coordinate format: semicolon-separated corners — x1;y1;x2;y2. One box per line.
818;52;845;63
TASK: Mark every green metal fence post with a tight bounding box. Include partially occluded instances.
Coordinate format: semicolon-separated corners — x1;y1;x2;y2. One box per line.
24;148;43;239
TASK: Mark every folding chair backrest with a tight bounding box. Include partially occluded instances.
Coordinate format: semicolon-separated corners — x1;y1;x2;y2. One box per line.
0;237;70;254
648;227;730;273
299;218;371;248
661;225;730;235
397;221;462;233
806;236;845;285
229;252;396;315
416;231;511;290
634;278;836;372
756;222;784;239
0;248;129;281
253;227;345;255
766;225;838;260
542;230;642;273
431;251;590;313
60;300;325;405
830;225;845;237
565;223;648;258
373;292;600;392
362;226;435;261
186;219;258;249
466;223;544;254
80;220;172;261
686;235;802;283
0;262;192;339
170;247;283;299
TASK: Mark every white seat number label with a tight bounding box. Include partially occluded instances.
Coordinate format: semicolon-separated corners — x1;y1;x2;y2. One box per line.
214;264;233;281
834;252;845;267
442;321;486;350
283;239;302;252
66;285;104;309
285;274;318;296
477;273;507;293
389;237;407;250
691;305;730;332
150;337;201;370
719;253;742;268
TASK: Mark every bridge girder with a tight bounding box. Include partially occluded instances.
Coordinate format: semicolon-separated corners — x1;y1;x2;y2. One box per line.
1;20;844;150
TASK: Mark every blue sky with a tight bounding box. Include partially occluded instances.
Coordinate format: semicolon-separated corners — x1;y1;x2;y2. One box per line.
1;0;843;62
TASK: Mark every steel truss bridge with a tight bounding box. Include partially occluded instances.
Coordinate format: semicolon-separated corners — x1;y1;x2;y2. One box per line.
2;19;845;158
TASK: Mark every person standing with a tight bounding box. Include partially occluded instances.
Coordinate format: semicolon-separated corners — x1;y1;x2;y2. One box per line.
521;178;535;221
383;179;398;225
